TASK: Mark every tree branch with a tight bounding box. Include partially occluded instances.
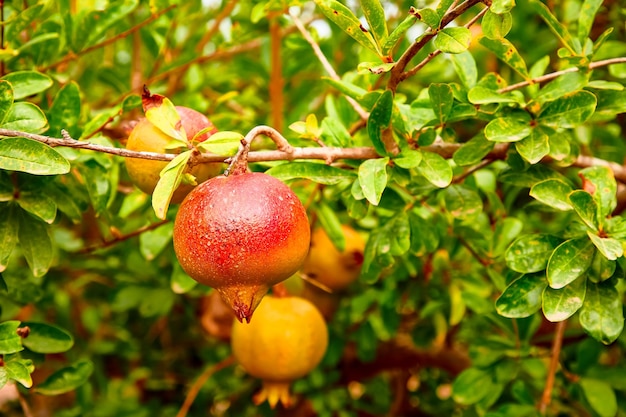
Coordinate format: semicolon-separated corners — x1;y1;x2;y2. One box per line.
538;320;566;415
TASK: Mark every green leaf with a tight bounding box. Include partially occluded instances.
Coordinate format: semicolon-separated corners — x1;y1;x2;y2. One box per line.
579;166;617;219
506;234;563;273
266;162;356;185
47;81;81;138
478;36;529;78
568;190;599;231
529;178;573;211
429;83;454;123
317;201;347;252
450;51;478;88
0;81;14;125
0;138;70;175
1;102;48;133
0;71;52;100
35;360;93;395
18;211;53;277
21;322;74;354
171;262;197;294
538;90;597;128
589;249;616;283
593;89;626;119
452;367;495;405
368;89;394;156
435;27;471;54
382;10;419;55
360;0;388;50
579;378;617;417
321;117;351;147
490;0;515;14
547;237;595;289
495;274;547;318
491;217;524;257
587;232;623;261
152;151;192;220
0;321;23;354
16;191;57;224
542;275;586;322
418;151;452;188
528;0;580;55
482;10;512;40
393;149;422;169
0;204;19;272
196;131;242;155
535;72;588;104
358;157;389;206
443;185;483;221
418;7;440;29
4;358;33;388
579;281;624;344
139;223;173;261
453;134;494;166
515;129;549;164
484;114;532;142
314;0;381;55
144;97;186;143
76;0;139;50
467;86;520;104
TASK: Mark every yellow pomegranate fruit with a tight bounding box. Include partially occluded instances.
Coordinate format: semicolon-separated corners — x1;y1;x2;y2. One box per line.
231;295;328;408
301;225;365;291
125;106;222;204
173;172;310;322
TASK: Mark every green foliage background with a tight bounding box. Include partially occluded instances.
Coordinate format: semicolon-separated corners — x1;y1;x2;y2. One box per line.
1;0;626;416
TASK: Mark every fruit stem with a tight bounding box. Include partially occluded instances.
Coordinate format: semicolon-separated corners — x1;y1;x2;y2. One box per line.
224;138;251;176
271;283;289;298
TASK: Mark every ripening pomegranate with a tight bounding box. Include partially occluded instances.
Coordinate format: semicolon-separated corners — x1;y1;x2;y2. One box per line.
125;105;222;204
231;295;328;408
173;172;310;322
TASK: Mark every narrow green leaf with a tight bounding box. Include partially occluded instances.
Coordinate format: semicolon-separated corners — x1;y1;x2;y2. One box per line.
357;62;395;75
478;36;529;78
418;151;452;188
484;115;532;142
314;0;381;55
450;50;478;88
1;102;48;133
0;321;23;354
529;178;573;211
495;274;547;318
547;237;595;289
323;78;369;101
81;159;111;214
16;191;57;224
384;211;411;256
536;72;588;104
360;0;388;49
358;157;389;206
505;234;563;273
452;367;495;405
468;86;519;104
76;0;139;50
528;0;580;55
515;129;549;164
196;131;242;156
453;134;494;166
367;90;394;156
491;217;524;257
5;358;33;388
579;378;618;417
542;275;586;322
593;89;626;119
1;71;52;100
0;138;69;176
538;90;597;128
0;204;19;272
579;166;617;219
47;81;81;138
579;281;624;344
482;10;512;40
443;185;483;221
171;262;197;294
587;232;623;261
266;162;356;185
321;117;351;147
139;223;174;261
35;360;94;395
317;201;347;252
0;81;14;125
152;151;192;220
569;190;599;231
429;83;454;123
18;211;53;277
382;9;419;54
20;322;74;354
435;27;471;54
145;97;186;143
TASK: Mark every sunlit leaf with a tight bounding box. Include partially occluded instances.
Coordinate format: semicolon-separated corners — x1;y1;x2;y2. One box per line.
547;237;595;289
579;281;624;344
418;151;452;188
542;275;586;322
20;322;74;354
358;157;389;205
35;360;94;395
266;162;356;185
496;274;547;318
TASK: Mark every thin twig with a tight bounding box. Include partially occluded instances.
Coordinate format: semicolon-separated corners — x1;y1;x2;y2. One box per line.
290;13;370;121
452;158;495;184
78;219;170;254
175;356;236;417
39;5;177;72
498;57;626;93
538;320;566;415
